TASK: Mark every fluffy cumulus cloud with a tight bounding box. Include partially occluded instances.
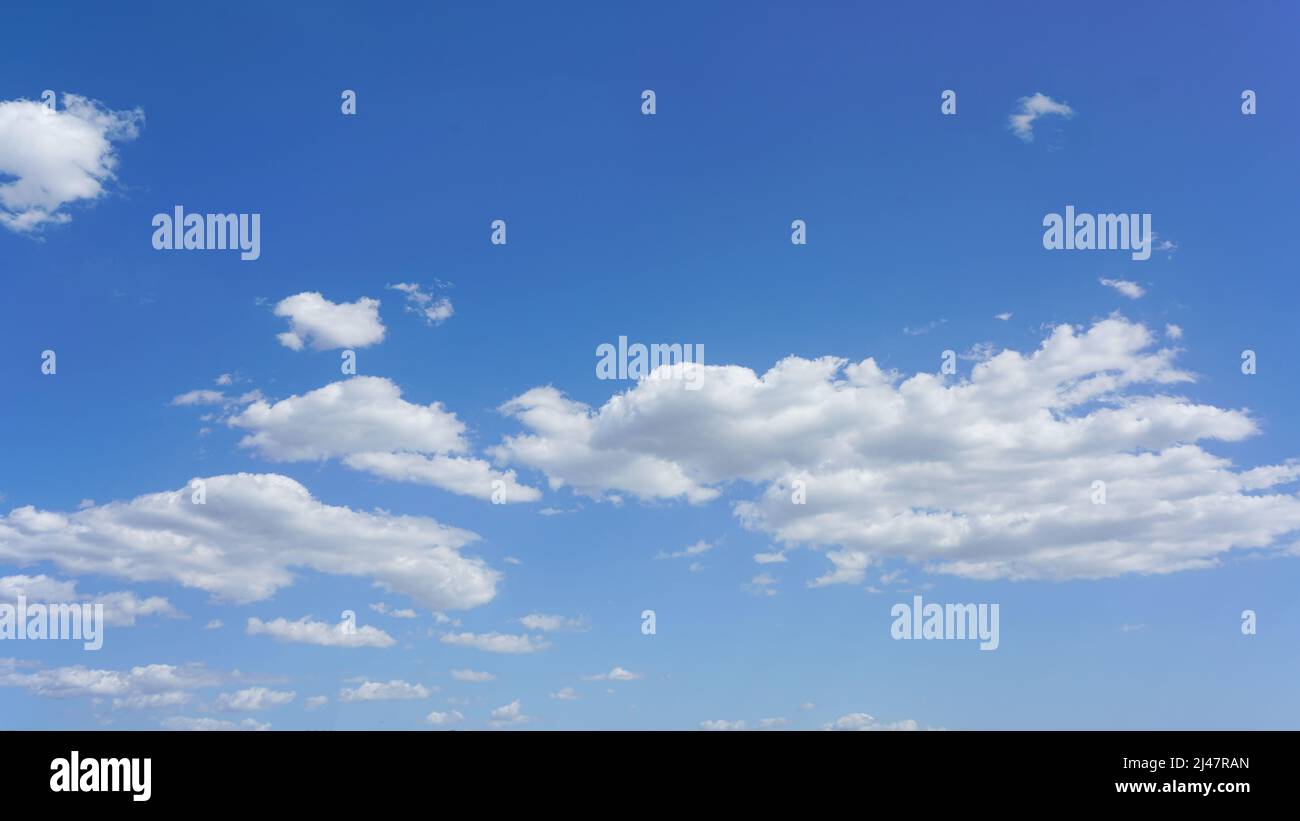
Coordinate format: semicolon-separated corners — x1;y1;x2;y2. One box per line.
272;292;385;351
491;317;1300;583
246;616;396;649
229;377;540;502
0;93;144;232
0;574;180;626
0;473;500;610
491;382;720;505
1009;92;1074;141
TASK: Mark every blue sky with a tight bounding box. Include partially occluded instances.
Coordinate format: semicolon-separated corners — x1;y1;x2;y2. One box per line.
2;1;1299;730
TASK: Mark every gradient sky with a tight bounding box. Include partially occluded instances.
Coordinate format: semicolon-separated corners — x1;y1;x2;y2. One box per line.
2;1;1298;730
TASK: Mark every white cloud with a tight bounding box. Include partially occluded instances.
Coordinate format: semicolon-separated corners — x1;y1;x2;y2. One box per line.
426;709;464;726
0;658;219;708
305;695;328;710
94;591;183;626
171;389;226;406
0;473;499;610
655;539;714;560
743;572;779;597
823;712;921;731
440;631;549;654
339;680;430;702
995;312;1013;321
518;613;588;632
1009;92;1074;142
490;316;1300;583
204;619;223;630
387;283;454;325
491;387;720;505
272;292;385;351
450;669;495;682
247;616;396;649
162;716;269;731
758;717;789;729
902;319;946;336
549;686;579;700
230;377;463;460
112;692;193;710
214;687;296;711
488;699;531;727
369;602;417;618
0;574;181;626
0;93;144;232
700;719;746;731
345;451;541;502
583;666;643;682
1165;323;1183;340
960;342;998;362
1099;277;1146;299
0;574;77;603
228;377;540;502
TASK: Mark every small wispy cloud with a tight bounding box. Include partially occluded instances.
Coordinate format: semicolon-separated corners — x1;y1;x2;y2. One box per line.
655;539;714;560
743;573;779;597
387;282;454;325
1152;232;1179;257
1099;277;1145;299
902;319;946;336
518;613;588;633
451;669;496;682
439;631;549;654
583;666;643;682
1009;92;1074;142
